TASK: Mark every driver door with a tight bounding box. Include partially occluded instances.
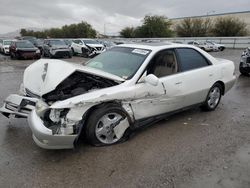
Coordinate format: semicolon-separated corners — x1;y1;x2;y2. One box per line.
130;49;185;120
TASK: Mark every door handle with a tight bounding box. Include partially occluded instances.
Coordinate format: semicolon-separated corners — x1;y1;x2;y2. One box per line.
175;82;182;85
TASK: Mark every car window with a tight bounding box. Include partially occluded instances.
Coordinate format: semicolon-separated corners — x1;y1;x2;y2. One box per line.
86;47;151;79
176;48;210;71
147;49;178;78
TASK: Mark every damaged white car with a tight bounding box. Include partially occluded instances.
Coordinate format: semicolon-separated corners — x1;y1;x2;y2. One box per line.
0;43;236;149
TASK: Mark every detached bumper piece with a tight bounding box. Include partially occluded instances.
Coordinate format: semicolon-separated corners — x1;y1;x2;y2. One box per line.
0;94;38;118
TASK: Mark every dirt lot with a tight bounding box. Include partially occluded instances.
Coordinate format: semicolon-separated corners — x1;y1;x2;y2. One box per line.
0;49;250;188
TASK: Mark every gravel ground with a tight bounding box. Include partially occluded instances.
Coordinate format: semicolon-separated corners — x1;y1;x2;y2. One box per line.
0;49;249;188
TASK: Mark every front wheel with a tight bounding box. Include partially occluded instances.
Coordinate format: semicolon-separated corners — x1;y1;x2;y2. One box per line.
85;104;130;146
201;83;222;111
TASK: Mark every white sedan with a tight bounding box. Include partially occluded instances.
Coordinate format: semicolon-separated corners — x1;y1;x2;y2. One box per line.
0;43;236;149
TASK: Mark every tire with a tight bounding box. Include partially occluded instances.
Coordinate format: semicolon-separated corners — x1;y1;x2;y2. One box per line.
85;104;130;146
201;83;222;111
71;48;75;55
68;52;72;58
48;52;53;59
239;62;249;76
219;47;225;51
81;48;89;58
10;52;15;59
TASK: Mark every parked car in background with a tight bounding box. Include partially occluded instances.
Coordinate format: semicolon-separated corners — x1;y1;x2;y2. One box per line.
98;40;116;50
239;47;250;76
9;40;41;59
206;41;225;51
63;39;73;47
21;36;44;54
187;41;216;52
43;39;72;58
0;39;13;55
0;43;236;149
71;39;105;58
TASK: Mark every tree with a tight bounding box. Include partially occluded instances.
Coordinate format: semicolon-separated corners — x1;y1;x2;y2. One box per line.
120;27;135;38
19;21;97;38
176;18;211;37
212;17;247;36
137;15;173;37
119;15;173;38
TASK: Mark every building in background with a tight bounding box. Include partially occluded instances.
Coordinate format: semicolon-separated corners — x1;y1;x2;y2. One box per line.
170;10;250;31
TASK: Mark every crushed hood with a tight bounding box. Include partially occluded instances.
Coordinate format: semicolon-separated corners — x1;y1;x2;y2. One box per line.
23;59;124;96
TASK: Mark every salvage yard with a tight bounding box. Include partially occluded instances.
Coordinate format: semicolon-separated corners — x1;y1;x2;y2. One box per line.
0;49;250;188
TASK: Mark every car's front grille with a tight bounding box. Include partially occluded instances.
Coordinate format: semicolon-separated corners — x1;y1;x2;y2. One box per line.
25;88;40;98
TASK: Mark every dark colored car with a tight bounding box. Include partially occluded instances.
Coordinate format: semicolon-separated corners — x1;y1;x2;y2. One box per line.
9;40;41;59
21;36;44;54
239;47;250;76
43;39;72;58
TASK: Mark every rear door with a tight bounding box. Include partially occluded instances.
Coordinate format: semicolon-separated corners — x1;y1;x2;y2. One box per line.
175;48;215;107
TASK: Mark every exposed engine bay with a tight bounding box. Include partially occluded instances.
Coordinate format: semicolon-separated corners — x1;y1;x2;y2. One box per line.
42;71;119;102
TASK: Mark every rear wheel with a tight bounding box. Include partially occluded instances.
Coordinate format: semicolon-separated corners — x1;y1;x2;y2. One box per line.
201;83;222;111
85;104;130;146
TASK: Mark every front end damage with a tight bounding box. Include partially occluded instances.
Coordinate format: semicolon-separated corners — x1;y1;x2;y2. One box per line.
0;59;133;149
28;100;134;149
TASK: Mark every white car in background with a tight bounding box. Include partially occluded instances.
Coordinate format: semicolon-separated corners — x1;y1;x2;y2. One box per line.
71;39;105;58
206;41;226;51
0;39;13;55
0;43;236;149
187;41;217;52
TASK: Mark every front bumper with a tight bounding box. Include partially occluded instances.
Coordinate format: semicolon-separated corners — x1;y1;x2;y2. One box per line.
28;110;77;149
4;49;9;54
0;94;38;118
50;49;71;57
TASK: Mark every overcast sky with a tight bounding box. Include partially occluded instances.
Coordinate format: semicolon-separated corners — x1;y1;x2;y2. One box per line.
0;0;249;35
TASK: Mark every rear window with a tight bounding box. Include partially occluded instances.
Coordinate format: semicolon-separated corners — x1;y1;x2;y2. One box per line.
176;48;210;71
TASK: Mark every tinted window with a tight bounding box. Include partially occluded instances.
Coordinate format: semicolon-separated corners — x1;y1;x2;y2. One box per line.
176;48;209;71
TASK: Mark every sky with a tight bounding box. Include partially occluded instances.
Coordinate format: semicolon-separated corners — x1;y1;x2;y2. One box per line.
0;0;249;35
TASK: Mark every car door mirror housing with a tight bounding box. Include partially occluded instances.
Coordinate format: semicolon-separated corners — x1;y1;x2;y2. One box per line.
145;74;159;86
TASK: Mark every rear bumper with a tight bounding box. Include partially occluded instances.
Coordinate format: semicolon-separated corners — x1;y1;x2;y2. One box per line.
28;110;77;149
225;76;236;94
0;94;38;118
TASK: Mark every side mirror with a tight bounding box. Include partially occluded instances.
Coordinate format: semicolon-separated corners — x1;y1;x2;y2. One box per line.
145;74;159;86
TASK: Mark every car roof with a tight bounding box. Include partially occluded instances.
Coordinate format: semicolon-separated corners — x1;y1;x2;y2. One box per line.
118;42;195;51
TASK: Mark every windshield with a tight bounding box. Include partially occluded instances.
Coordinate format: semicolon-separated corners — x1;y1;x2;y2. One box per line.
206;41;215;45
82;40;99;44
3;41;12;45
16;41;35;48
86;47;151;79
49;40;66;46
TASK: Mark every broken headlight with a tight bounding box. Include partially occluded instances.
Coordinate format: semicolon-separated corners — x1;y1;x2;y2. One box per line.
35;100;49;117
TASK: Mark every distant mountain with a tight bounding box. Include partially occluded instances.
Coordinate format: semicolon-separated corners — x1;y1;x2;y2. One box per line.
0;27;45;38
